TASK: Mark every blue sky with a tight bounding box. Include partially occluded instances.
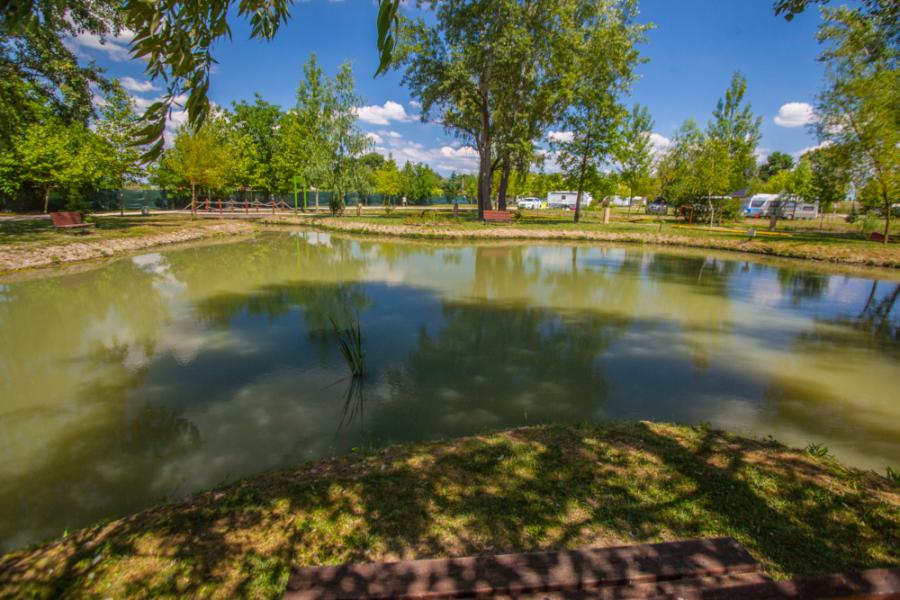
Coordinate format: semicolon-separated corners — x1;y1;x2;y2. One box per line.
70;0;827;175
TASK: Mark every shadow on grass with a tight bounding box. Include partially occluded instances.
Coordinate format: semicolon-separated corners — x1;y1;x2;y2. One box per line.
1;422;896;598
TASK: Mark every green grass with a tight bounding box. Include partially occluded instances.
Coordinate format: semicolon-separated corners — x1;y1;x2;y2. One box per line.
0;215;216;249
1;422;896;599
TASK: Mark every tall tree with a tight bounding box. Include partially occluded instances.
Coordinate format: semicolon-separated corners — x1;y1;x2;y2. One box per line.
325;63;370;214
555;0;648;224
274;54;333;211
374;157;402;203
806;144;850;220
159;118;234;213
814;3;898;241
229;94;283;199
706;72;762;192
615;103;655;210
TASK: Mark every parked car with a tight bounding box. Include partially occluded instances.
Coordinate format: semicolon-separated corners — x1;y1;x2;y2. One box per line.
646;201;668;215
517;197;544;209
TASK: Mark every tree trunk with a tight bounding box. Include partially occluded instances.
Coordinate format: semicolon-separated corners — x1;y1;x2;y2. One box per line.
43;186;50;213
768;199;779;231
574;155;588;224
315;188;319;212
477;147;492;218
883;189;891;243
191;182;197;218
497;156;511;211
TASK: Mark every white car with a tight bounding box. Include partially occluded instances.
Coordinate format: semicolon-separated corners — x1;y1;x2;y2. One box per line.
517;197;543;209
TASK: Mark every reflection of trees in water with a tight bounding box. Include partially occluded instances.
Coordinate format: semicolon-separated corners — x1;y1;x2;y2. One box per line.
378;300;628;440
796;280;900;357
472;246;541;300
643;253;738;370
776;268;829;305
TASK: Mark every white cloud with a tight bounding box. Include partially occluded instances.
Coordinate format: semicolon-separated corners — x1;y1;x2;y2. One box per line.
755;147;771;164
366;132;384;144
439;146;477;159
67;30;134;62
774;102;817;128
372;137;478;174
356;101;412;125
794;140;832;158
648;132;671;155
120;76;158;93
379;130;403;138
409;100;422;109
548;130;573;143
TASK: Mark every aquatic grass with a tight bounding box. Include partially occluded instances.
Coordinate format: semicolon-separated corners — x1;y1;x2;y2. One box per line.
330;312;365;378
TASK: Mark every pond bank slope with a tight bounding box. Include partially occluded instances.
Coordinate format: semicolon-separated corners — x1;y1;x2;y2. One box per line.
1;422;897;599
271;216;900;268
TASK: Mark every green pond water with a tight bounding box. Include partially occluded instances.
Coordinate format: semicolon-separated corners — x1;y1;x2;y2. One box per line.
1;230;899;551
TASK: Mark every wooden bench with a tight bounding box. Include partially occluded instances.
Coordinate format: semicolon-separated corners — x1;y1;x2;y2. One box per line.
49;211;94;233
869;231;897;243
284;538;900;599
483;210;512;223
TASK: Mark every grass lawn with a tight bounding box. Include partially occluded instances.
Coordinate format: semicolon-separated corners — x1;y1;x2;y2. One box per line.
1;422;896;599
0;215;252;273
0;215;216;249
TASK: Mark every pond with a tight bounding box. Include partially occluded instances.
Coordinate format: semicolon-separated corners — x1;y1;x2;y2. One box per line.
1;230;898;551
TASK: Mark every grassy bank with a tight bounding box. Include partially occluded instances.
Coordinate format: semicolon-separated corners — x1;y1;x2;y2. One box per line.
269;209;900;268
1;422;896;599
2;209;899;273
0;215;253;273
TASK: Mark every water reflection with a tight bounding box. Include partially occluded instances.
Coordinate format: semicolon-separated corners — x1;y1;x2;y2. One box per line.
0;231;898;551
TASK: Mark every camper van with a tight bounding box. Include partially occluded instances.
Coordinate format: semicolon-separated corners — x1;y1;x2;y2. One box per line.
743;194;779;217
743;194;819;220
547;191;592;210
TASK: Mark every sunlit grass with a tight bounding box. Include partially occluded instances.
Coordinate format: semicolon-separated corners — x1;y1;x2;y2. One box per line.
1;422;896;598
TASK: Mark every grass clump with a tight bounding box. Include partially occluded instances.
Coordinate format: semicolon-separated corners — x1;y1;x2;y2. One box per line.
330;312;365;378
0;421;897;599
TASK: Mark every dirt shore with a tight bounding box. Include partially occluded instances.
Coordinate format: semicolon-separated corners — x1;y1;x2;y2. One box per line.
0;221;254;274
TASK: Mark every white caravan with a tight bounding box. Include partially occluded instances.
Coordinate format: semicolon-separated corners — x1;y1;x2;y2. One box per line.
547;191;592;209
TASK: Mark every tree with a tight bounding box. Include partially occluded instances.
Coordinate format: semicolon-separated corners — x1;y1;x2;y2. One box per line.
555;0;648;224
274;54;334;211
94;84;146;215
0;0;401;158
0;118;120;212
706;72;761;192
397;0;646;219
814;4;898;241
657;119;705;206
616;103;655;211
374;157;402;203
229;94;283;199
160;118;233;213
806;144;850;220
325;63;370;215
0;1;118;151
758;151;795;182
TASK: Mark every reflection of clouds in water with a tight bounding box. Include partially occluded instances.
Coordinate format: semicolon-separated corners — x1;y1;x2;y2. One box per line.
292;231;331;247
748;276;784;308
80;253;207;366
364;263;409;285
155;366;349;492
